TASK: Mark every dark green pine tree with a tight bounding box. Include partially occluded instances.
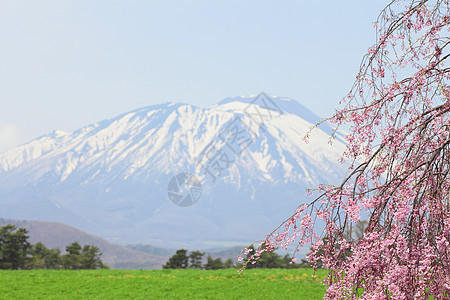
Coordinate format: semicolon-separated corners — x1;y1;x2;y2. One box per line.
163;249;189;269
0;225;31;270
80;245;106;269
29;242;61;269
204;255;224;270
188;250;205;269
62;242;82;270
62;242;107;270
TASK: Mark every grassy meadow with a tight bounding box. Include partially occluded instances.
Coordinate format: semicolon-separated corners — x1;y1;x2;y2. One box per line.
0;268;327;299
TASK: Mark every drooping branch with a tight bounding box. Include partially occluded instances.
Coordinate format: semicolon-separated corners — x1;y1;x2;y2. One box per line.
241;1;450;298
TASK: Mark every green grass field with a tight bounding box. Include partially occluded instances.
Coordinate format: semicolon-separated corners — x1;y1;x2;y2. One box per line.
0;268;327;299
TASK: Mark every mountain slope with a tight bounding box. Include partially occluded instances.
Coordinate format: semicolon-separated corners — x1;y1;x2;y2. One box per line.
0;94;347;249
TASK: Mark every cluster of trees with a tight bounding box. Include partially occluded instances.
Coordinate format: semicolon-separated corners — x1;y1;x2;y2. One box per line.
163;247;307;270
0;224;107;270
162;249;233;270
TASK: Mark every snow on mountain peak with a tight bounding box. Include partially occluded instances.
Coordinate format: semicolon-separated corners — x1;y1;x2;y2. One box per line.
0;94;348;248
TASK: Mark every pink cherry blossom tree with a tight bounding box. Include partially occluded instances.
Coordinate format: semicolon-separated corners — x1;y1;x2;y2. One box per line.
243;0;450;298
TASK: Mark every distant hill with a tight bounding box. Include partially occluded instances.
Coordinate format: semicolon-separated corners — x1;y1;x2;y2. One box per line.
0;218;169;269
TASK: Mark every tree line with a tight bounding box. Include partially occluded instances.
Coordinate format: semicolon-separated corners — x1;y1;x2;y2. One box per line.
163;246;309;270
0;224;107;270
163;249;234;270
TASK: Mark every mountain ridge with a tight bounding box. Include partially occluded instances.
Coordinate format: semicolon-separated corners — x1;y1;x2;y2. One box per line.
0;94;347;249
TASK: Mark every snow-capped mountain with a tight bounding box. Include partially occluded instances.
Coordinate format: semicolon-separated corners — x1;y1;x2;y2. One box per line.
0;94;346;249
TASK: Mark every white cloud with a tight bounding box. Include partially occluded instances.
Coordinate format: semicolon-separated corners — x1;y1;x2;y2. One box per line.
0;123;33;153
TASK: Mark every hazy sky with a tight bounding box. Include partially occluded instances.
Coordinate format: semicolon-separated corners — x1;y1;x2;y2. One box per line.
0;0;390;152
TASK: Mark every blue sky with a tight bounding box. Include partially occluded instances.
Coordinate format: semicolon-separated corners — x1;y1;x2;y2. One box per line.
0;0;389;152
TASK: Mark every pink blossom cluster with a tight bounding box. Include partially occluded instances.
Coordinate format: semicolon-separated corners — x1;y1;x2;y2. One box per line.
245;1;450;298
